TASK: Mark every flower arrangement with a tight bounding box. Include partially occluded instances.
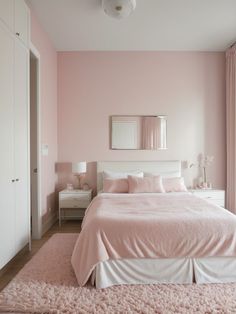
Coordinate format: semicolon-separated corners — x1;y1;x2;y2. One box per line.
199;154;214;188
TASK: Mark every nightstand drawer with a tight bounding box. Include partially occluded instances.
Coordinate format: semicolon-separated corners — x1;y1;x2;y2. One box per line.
190;189;225;207
60;198;90;208
60;193;90;202
193;191;224;200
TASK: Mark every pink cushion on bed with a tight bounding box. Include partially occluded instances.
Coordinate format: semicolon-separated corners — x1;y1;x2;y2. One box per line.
163;177;187;192
103;178;129;193
128;175;165;193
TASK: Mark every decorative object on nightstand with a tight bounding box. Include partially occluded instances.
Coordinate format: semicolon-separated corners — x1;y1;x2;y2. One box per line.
185;155;214;189
72;161;87;189
190;189;225;207
198;154;214;189
82;183;90;191
59;189;92;226
66;183;74;191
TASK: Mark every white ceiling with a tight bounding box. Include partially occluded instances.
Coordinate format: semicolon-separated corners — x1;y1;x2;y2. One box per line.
28;0;236;51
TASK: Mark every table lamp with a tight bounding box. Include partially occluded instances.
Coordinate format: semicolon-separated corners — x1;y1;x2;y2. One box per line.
72;161;87;189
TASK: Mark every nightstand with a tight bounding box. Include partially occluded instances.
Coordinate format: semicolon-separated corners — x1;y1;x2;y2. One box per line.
190;189;225;207
59;189;92;226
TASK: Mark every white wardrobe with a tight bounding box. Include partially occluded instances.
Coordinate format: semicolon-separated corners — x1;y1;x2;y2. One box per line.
0;0;30;269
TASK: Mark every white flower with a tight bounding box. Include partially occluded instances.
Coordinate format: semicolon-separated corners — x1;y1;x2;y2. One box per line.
199;154;214;168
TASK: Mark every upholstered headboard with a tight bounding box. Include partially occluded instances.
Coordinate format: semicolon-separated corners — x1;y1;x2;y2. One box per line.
97;160;181;192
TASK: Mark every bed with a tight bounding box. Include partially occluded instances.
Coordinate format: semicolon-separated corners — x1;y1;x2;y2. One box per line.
71;161;236;288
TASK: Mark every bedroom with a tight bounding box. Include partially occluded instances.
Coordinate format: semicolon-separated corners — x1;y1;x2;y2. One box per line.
0;0;236;312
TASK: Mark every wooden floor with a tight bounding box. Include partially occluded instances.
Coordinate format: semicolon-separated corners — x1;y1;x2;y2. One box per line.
0;220;81;292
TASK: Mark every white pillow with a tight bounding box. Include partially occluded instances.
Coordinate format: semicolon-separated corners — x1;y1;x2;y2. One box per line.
103;170;144;179
162;177;188;192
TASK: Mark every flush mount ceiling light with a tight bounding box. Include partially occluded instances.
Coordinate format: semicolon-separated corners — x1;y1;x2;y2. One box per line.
102;0;136;19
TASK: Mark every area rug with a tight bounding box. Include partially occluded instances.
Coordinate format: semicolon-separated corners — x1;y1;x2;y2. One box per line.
1;234;236;314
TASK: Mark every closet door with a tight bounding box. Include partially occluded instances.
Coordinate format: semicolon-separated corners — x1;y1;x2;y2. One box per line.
14;0;29;47
0;24;15;269
14;38;29;252
0;0;14;31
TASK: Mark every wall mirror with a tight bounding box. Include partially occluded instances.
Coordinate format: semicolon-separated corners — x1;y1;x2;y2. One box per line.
111;115;167;150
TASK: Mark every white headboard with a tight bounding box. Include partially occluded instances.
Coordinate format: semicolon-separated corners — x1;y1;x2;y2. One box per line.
97;160;181;192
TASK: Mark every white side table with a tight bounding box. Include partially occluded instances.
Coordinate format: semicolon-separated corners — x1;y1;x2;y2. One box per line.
189;189;225;207
59;189;92;226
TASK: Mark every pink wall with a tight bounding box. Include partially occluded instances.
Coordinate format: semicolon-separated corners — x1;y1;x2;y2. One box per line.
57;52;226;190
30;9;58;226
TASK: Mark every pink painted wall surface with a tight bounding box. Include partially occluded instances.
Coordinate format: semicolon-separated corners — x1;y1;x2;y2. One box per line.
30;9;58;225
57;52;226;191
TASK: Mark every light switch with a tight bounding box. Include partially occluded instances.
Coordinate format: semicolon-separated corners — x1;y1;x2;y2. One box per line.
42;144;49;156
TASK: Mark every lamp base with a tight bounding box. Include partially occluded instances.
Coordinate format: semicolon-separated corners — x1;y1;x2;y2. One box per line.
74;174;82;190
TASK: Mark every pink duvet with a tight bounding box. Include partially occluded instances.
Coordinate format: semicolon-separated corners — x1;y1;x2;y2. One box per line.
71;193;236;286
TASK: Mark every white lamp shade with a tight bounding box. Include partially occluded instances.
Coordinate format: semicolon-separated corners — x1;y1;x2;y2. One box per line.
102;0;136;19
72;162;87;174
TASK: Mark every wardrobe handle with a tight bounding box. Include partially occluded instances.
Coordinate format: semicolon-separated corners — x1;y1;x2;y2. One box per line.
15;178;19;182
11;179;15;182
16;32;20;36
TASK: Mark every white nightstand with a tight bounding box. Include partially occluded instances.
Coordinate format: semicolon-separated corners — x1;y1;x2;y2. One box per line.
59;189;92;226
190;189;225;207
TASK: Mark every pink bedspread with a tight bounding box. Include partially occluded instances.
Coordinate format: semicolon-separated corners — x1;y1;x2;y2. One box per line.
71;193;236;286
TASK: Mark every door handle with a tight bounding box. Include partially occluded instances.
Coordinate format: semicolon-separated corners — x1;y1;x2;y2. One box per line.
33;168;37;173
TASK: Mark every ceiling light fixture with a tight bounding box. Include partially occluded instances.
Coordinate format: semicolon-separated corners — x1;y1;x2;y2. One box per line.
102;0;136;19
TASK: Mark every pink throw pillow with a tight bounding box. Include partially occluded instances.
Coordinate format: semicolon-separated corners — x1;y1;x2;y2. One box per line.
163;177;187;192
103;178;128;193
128;175;165;193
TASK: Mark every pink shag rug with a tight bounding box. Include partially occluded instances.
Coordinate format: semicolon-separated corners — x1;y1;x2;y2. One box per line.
1;234;236;314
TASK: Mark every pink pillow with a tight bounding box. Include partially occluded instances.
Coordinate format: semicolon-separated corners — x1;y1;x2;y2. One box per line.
163;177;187;192
103;178;128;193
128;175;165;193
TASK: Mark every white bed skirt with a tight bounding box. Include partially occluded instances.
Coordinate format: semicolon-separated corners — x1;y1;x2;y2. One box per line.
92;257;236;289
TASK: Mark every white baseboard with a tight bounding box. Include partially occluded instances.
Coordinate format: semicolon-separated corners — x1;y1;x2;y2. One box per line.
42;212;57;235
